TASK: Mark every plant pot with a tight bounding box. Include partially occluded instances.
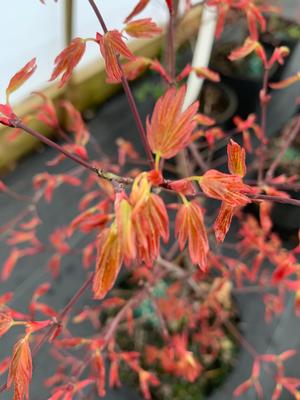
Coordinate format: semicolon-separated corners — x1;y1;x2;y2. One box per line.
209;42;277;118
199;81;238;130
269;154;300;239
116;289;237;400
262;14;300;53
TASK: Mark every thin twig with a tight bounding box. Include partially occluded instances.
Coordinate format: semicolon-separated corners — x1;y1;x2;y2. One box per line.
32;273;94;358
87;0;154;169
248;193;300;207
6;121;300;208
266;116;300;180
258;68;270;183
15;121;96;173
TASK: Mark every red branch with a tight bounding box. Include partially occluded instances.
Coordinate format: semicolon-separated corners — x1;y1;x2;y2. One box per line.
87;0;155;168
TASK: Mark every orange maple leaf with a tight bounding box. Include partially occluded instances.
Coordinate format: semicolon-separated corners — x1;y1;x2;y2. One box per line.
124;18;162;38
6;58;37;102
175;200;209;269
93;352;106;397
168;178;196;196
0;313;14;338
199;170;252;207
194;113;216;127
124;0;150;23
115;192;136;265
122;56;151;81
138;369;159;400
0;103;17;127
96;30;135;82
246;4;266;40
50;38;86;87
133;192;169;265
93;225;123;299
213;202;235;243
227;139;246;177
268;46;290;67
146;85;198;159
2;248;20;281
131;173;169;265
7;335;32;400
212;140;252;242
269;72;300;90
149;59;172;83
228;37;266;66
192;66;220;82
33;91;59;129
171;334;202;382
60;100;90;146
117;174;170;267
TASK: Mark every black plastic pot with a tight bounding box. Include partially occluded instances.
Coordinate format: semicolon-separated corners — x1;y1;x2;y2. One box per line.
209;41;277;118
199;81;238;130
262;14;300;53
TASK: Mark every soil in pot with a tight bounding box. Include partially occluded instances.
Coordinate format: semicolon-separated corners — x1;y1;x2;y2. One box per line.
117;317;237;400
110;276;238;400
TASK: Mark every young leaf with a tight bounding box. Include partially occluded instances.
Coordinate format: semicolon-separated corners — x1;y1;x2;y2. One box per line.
175;200;209;269
192;66;220;82
118;56;151;82
214;202;235;242
93;225;123;299
227;140;246;177
60;100;90;146
269;72;300;90
124;18;162;39
50;38;86;87
149;59;172;83
199;170;253;207
0;103;17;127
138;369;159;400
2;248;21;281
228;38;263;63
194;113;216;127
146;85;198;159
165;0;173;13
115;191;136;265
0;357;10;376
96;30;135;82
6;58;37;102
124;0;150;23
33;91;59;129
0;313;14;338
7;336;32;400
130;173;169;266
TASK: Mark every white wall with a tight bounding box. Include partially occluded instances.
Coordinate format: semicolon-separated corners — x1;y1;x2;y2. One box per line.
0;0;170;105
0;1;65;104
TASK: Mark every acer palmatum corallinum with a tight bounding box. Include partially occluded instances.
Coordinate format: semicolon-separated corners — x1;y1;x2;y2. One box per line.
0;0;300;399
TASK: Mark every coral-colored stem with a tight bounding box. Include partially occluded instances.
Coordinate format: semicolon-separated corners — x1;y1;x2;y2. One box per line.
15;121;96;173
248;193;300;207
266;115;300;180
87;0;154;169
4;122;300;211
32;273;94;358
166;4;176;83
59;273;94;320
258;68;270;183
87;0;107;32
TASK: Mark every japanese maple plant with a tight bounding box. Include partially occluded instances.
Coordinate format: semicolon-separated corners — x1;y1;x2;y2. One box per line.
0;0;300;399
